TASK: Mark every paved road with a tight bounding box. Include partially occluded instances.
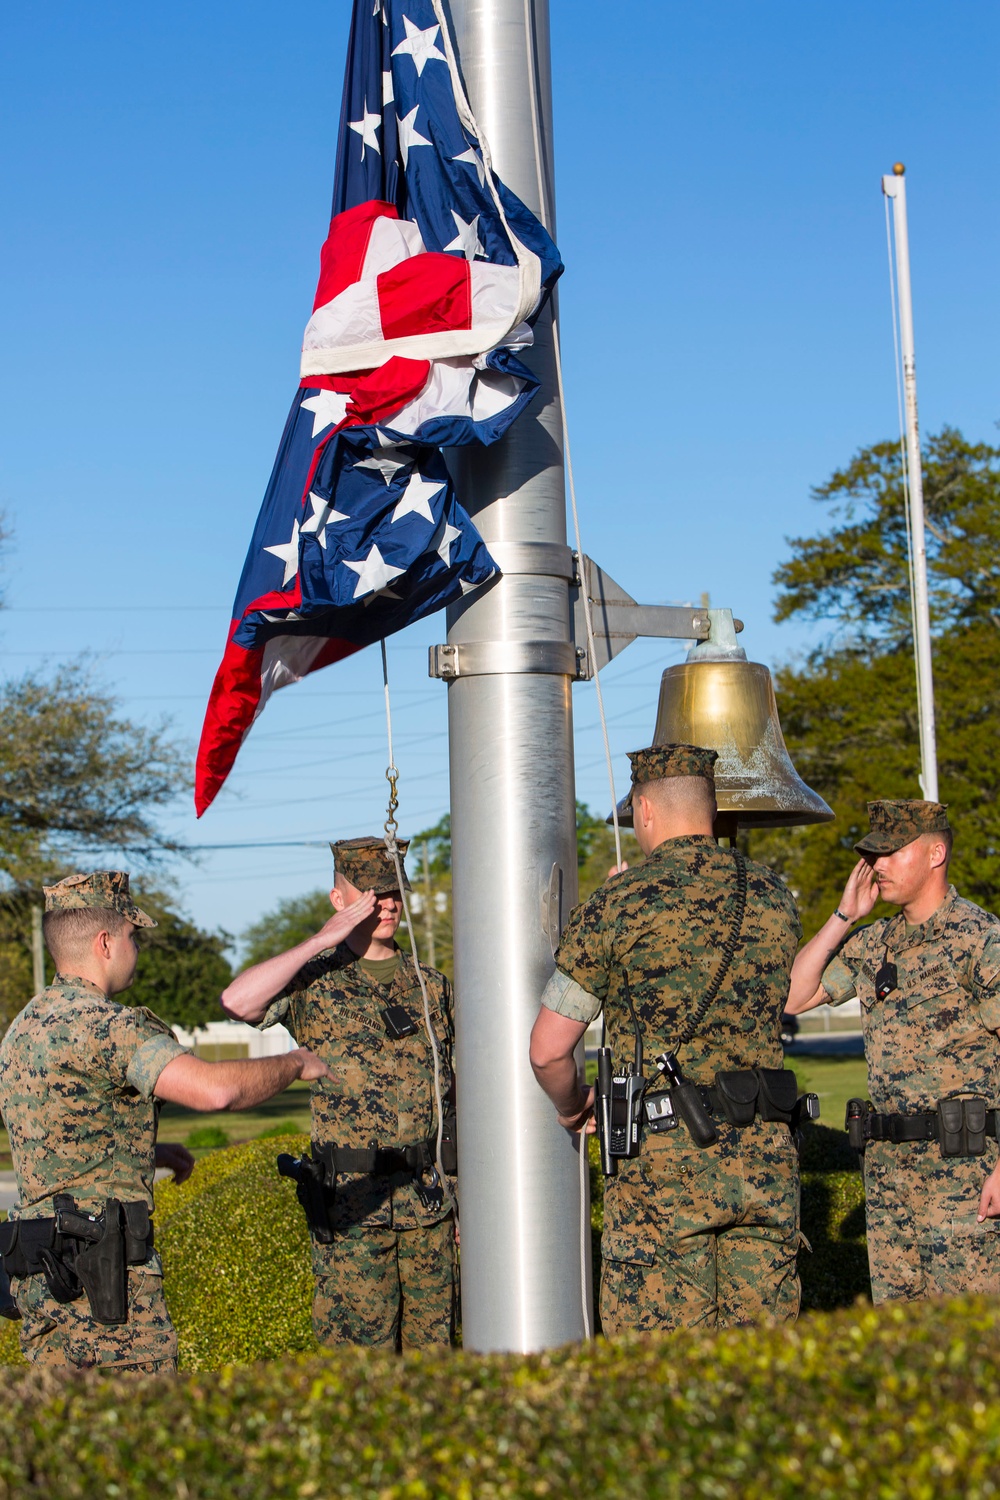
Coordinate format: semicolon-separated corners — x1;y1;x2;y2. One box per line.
785;1030;865;1058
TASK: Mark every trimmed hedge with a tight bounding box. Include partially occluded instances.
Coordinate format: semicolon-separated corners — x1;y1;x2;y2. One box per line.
0;1125;867;1370
0;1296;999;1496
155;1132;318;1368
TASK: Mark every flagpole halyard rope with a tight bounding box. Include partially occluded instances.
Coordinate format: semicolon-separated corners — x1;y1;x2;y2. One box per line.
380;639;458;1225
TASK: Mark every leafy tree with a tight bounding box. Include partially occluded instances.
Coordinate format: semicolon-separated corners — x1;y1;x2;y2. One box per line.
0;664;188;886
746;428;1000;934
126;890;233;1033
773;426;1000;643
242;891;335;970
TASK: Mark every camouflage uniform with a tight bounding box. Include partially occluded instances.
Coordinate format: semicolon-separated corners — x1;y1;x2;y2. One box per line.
0;873;187;1371
261;838;456;1350
821;800;1000;1303
546;745;803;1335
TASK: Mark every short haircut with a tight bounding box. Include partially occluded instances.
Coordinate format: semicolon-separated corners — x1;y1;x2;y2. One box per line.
43;906;130;966
634;775;717;819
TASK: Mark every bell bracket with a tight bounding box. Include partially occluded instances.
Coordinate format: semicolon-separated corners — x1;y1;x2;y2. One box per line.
571;555;744;677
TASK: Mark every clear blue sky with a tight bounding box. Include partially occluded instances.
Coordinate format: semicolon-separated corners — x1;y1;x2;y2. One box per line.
2;1;997;950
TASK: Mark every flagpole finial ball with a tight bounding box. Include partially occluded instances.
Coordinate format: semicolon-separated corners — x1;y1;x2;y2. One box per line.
893;162;906;176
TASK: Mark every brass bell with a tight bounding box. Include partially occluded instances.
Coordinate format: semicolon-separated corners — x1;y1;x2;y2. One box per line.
614;657;834;831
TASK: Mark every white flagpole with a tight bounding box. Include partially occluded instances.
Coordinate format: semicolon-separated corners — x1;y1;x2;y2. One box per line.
881;163;938;802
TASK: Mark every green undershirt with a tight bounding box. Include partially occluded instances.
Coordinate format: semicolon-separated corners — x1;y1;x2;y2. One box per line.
358;953;402;987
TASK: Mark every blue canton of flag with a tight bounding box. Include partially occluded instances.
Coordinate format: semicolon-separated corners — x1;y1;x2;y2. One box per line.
196;0;562;814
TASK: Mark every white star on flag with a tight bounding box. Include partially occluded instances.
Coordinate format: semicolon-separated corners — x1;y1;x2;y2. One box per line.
354;449;412;485
396;107;431;168
392;471;445;523
344;544;406;598
444;211;486;261
300;389;350;438
436;522;462;567
349;100;381;158
391;16;447;76
460;571;493;595
301;491;349;549
264;519;301;587
382;69;394;107
451;146;486;187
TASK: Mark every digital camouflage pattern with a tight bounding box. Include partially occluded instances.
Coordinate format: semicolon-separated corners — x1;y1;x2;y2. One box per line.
16;1263;177;1373
312;1217;455;1350
261;943;455;1348
621;742;717;812
854;799;951;856
553;834;803;1332
0;974;187;1367
331;837;413;894
822;885;1000;1301
0;976;187;1215
628;743;718;784
600;1121;801;1335
42;871;156;928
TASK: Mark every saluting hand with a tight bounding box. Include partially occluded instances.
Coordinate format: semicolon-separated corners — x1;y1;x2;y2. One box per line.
837;859;880;924
317;889;378;946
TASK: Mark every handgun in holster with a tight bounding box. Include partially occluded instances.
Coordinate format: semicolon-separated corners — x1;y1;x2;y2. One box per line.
53;1195;130;1325
277;1150;334;1244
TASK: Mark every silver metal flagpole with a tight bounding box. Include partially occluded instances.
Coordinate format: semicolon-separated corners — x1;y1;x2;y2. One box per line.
882;163;939;801
433;0;589;1351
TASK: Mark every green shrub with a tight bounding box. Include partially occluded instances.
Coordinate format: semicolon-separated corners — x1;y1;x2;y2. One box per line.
155;1133;316;1369
0;1297;999;1496
1;1126;869;1374
186;1124;230;1150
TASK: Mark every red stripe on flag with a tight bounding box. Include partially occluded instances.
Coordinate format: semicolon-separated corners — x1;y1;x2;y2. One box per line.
313;200;399;312
195;629;265;817
195;625;361;815
345;357;430;426
377;253;472;340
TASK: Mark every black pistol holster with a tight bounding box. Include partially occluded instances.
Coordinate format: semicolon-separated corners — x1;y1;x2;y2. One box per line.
277;1150;334;1244
0;1196;152;1326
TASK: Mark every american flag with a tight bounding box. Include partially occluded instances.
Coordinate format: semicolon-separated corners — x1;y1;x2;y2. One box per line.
195;0;562;815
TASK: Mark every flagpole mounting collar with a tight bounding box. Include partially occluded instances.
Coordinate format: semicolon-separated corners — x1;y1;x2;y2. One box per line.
429;640;586;681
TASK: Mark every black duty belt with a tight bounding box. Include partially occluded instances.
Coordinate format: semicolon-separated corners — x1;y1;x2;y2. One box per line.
320;1142;436;1176
864;1109;998;1143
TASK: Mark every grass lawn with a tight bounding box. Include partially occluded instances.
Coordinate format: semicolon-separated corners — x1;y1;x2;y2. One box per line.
792;1053;869;1131
157;1081;313;1153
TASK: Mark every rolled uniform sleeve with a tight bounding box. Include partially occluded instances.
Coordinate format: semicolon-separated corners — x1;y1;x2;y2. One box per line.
972;930;1000;1032
118;1006;189;1098
820;928;868;1006
540;969;602;1026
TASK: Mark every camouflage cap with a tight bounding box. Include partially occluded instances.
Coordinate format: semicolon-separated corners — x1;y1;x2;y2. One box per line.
854;799;951;856
42;871;157;928
331;837;412;895
620;743;719;812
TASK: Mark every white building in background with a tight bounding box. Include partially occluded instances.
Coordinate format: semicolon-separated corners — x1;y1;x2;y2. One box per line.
171;1018;295;1058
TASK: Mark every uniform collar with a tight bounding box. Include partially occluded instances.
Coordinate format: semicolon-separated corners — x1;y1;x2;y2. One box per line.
647;834;719;858
50;973;109;1000
886;884;959;950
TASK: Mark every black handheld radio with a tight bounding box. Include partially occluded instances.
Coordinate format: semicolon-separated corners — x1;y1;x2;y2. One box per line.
593;971;647;1177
